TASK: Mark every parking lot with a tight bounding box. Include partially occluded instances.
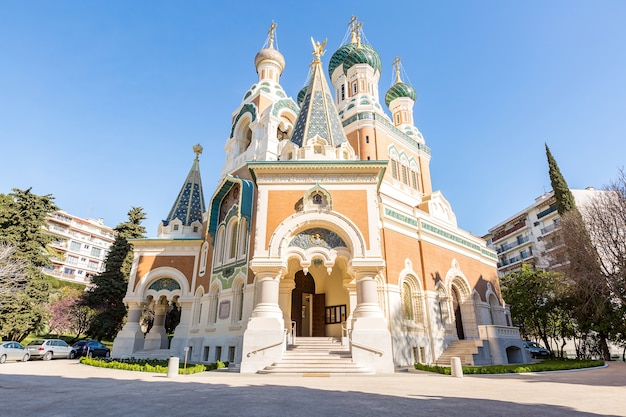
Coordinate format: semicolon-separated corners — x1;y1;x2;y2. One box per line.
1;359;625;416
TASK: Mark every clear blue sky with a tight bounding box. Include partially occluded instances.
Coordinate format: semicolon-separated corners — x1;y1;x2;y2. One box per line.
1;1;625;236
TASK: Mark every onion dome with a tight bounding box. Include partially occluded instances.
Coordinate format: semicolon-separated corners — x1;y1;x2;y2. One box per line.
385;81;416;107
297;86;308;106
254;47;285;74
328;43;358;78
342;43;382;75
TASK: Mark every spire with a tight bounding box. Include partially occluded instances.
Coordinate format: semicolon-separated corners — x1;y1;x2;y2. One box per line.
163;144;206;228
290;38;348;148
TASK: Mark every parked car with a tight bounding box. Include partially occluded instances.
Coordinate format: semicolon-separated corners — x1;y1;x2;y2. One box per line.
26;339;72;360
0;341;30;363
523;341;551;358
70;340;111;359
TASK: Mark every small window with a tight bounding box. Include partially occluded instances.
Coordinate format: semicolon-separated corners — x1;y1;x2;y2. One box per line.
215;346;222;361
365;136;369;144
173;225;179;231
341;85;345;101
352;82;357;94
193;226;199;233
228;346;236;362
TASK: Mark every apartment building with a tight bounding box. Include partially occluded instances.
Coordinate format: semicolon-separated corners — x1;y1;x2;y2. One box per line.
484;188;601;276
44;211;116;284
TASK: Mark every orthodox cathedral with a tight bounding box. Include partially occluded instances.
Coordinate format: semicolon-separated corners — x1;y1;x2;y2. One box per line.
112;19;526;373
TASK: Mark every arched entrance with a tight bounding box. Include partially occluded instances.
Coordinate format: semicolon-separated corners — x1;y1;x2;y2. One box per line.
452;287;465;340
291;270;325;337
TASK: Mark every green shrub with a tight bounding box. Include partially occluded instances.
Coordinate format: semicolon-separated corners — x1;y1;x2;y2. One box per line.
414;359;604;375
79;357;207;374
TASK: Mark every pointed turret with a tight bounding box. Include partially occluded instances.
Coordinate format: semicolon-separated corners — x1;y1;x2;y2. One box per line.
158;144;206;238
287;38;353;160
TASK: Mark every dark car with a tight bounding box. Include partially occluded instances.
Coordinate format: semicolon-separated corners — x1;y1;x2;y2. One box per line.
523;341;551;358
70;340;111;359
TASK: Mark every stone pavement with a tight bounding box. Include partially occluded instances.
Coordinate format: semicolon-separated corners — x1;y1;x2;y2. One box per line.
0;359;624;416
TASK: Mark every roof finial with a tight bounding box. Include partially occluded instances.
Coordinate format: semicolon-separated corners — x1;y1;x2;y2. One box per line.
392;56;402;84
311;37;327;63
348;16;358;43
193;143;203;161
267;21;277;49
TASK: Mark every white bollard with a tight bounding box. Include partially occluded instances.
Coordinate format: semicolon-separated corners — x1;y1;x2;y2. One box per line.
167;356;180;378
450;357;463;378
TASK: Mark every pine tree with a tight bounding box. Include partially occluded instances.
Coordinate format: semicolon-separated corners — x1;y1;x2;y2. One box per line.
545;144;576;215
83;207;146;340
0;188;58;341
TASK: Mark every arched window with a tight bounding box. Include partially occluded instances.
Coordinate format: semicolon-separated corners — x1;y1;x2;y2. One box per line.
232;280;245;323
402;282;413;320
214;227;225;267
208;284;220;325
237;218;247;259
199;242;208;276
229;221;238;260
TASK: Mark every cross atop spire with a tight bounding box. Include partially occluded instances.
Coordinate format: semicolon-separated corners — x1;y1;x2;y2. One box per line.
392;56;403;84
267;21;277;49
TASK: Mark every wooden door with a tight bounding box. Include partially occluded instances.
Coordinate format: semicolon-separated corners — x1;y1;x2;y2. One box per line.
312;293;326;337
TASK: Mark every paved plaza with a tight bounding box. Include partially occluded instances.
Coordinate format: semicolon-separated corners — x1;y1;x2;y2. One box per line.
0;360;624;416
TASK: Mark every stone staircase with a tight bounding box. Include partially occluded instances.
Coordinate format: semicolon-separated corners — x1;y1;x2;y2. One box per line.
435;340;484;366
258;337;375;375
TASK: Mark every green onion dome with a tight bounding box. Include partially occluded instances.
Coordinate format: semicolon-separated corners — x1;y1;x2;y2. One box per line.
385;81;416;107
342;44;382;75
328;43;359;78
297;86;308;106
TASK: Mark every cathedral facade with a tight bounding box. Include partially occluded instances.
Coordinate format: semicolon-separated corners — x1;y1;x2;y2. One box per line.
112;20;525;373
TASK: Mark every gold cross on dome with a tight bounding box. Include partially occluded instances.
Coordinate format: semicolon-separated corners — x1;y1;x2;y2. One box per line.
267;21;277;49
392;56;402;83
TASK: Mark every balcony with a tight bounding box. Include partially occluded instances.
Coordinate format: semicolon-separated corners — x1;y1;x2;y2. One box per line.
537;203;557;219
540;222;561;235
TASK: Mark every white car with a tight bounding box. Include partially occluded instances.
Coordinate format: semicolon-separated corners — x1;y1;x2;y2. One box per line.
0;341;30;363
26;339;72;360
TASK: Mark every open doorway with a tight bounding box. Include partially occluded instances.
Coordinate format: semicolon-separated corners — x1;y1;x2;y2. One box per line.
291;270;325;337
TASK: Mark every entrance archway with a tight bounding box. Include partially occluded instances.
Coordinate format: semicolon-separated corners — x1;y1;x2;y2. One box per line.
452;287;465;340
291;271;325;337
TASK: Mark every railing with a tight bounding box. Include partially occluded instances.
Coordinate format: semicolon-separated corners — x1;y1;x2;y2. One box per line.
289;321;296;345
246;339;284;358
540;223;561;235
350;341;384;357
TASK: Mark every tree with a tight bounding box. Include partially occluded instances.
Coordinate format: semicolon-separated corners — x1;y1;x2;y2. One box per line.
48;287;95;339
501;263;569;353
82;207;146;340
560;170;626;360
0;188;58;341
0;243;27;307
546;144;576;215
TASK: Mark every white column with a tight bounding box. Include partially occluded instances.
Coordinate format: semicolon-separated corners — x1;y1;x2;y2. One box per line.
112;301;146;358
349;264;394;373
144;299;169;350
279;277;295;333
240;265;286;373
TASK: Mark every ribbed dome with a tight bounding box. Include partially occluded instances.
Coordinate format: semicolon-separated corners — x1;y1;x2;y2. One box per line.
254;47;285;73
297;86;308;106
385;82;416;107
328;43;358;78
342;44;382;75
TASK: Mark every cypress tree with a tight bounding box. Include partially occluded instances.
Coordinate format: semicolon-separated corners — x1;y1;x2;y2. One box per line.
545;144;576;215
83;207;146;340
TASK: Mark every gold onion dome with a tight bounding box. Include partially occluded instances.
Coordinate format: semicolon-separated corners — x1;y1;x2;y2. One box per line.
385;82;416;107
254;47;285;73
